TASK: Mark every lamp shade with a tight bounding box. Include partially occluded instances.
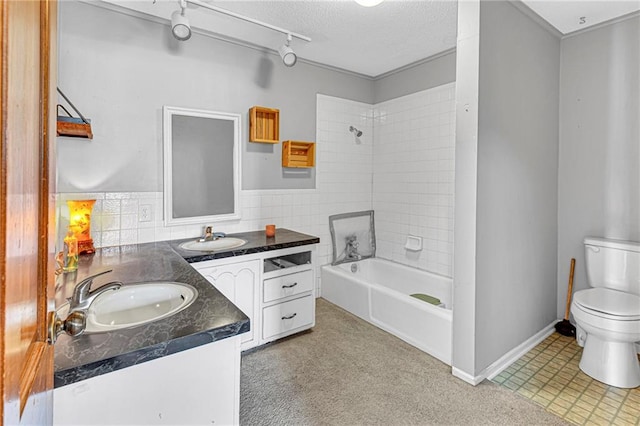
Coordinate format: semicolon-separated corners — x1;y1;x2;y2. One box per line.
67;199;96;254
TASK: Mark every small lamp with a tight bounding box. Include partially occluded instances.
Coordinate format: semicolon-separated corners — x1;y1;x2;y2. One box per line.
67;199;96;254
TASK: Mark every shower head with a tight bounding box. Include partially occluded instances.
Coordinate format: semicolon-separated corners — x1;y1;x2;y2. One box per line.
349;126;363;137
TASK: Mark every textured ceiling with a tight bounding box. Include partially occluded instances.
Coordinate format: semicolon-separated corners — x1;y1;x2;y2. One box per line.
206;0;459;76
100;0;459;77
522;0;640;34
99;0;639;78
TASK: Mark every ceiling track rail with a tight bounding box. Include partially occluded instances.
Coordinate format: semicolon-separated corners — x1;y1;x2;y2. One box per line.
184;0;311;42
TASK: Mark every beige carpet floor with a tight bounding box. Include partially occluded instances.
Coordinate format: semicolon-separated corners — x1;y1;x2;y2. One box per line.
240;298;568;425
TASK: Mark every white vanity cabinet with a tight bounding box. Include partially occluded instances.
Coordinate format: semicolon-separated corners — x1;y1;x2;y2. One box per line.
261;249;315;343
54;335;242;425
193;259;261;350
192;245;316;349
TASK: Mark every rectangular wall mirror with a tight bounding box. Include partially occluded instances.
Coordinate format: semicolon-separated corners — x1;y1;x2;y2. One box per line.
163;106;241;226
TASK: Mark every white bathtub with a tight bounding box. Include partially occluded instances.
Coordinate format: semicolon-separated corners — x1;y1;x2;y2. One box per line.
321;258;452;365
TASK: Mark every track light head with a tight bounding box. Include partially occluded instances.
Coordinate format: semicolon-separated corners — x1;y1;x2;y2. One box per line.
171;9;191;41
279;34;297;67
279;44;297;67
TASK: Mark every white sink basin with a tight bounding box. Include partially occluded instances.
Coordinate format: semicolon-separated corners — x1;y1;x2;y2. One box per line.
59;282;198;333
179;237;247;252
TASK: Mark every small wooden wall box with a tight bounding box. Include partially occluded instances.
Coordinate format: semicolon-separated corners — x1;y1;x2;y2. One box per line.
56;117;93;139
282;141;315;168
249;106;279;143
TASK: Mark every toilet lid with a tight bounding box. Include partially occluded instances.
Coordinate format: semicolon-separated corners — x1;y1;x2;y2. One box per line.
574;288;640;319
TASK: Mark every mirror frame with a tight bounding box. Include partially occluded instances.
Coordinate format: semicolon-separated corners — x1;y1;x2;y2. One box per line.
163;105;241;226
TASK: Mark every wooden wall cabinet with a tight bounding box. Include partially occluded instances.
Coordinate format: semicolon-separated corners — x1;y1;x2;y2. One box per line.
282;141;315;168
249;106;279;143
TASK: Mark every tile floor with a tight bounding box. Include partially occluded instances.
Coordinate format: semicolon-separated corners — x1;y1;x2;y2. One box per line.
493;332;640;425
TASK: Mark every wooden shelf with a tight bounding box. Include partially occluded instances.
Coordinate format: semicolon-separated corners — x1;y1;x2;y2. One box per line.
282;141;315;168
249;106;279;143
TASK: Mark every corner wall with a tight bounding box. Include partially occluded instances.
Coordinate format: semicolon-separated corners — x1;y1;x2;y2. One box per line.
557;15;640;314
453;0;560;379
475;0;560;374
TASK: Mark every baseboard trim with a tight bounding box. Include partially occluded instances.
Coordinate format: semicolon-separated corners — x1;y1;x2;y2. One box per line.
451;320;557;386
484;321;557;380
452;367;484;386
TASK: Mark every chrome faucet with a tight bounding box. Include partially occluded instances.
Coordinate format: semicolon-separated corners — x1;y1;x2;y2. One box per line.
199;225;226;242
200;226;214;242
345;235;362;261
69;269;122;312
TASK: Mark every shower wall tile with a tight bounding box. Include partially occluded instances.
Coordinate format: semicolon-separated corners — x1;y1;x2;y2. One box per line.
373;83;456;277
314;94;375;270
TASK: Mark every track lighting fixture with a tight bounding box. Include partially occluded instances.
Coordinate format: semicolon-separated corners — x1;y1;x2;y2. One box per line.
164;0;311;64
171;2;191;41
278;34;297;67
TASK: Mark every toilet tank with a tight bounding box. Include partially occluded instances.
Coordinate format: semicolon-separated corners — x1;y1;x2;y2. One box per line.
584;237;640;295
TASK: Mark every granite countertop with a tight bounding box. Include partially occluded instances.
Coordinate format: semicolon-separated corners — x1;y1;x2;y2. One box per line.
54;228;319;388
170;228;320;263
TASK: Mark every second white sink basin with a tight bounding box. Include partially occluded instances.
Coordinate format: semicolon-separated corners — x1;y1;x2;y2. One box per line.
179;237;247;252
59;282;198;333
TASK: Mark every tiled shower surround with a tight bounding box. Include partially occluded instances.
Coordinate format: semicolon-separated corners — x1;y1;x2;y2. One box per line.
57;83;455;282
374;83;455;276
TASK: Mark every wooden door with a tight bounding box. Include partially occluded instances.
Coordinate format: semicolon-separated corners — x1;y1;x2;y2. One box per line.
1;0;57;424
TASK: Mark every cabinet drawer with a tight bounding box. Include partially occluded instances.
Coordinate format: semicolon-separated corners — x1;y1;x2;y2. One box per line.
262;295;314;340
263;270;313;303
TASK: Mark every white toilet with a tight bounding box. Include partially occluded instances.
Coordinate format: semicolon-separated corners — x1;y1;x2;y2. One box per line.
570;237;640;388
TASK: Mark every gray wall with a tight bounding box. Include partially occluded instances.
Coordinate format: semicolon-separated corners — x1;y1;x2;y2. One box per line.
453;0;560;377
373;50;457;103
57;1;373;192
475;1;560;373
557;16;640;315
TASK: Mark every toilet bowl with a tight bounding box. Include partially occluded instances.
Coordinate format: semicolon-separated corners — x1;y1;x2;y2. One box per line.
571;288;640;388
570;237;640;389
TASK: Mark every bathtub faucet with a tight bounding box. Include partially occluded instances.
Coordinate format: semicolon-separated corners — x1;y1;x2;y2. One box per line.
345;235;361;260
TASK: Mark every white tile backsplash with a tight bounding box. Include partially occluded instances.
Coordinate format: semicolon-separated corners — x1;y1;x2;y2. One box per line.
56;83;455;283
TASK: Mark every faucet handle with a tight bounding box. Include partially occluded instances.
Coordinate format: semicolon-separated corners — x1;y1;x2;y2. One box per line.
72;270;114;303
77;269;113;288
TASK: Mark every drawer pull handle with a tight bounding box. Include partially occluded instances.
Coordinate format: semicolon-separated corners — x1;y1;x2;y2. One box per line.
282;282;298;289
281;313;297;320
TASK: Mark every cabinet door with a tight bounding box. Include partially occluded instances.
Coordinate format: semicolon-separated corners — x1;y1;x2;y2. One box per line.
195;260;260;349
